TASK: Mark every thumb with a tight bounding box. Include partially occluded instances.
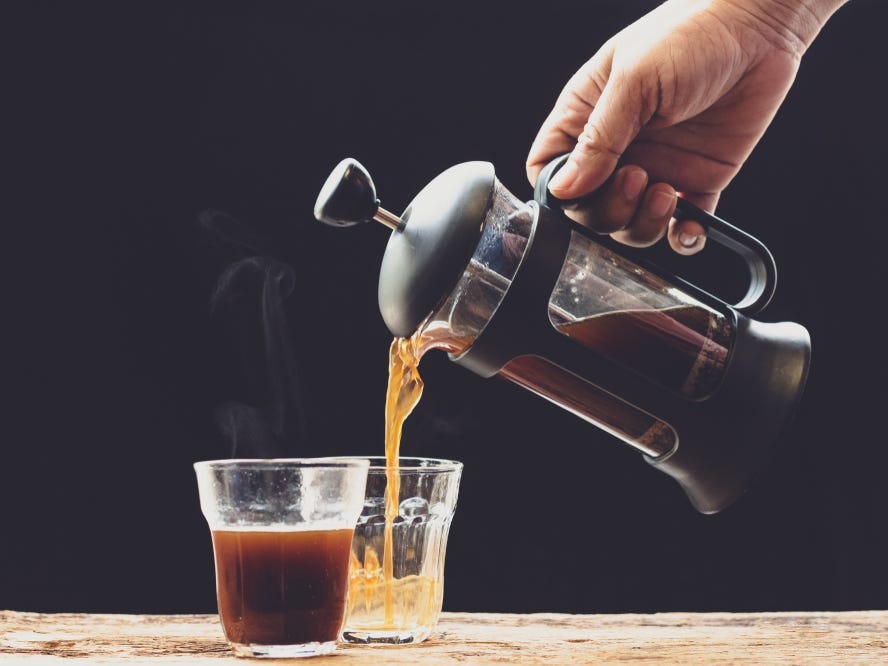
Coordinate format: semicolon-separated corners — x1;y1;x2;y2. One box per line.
548;70;649;199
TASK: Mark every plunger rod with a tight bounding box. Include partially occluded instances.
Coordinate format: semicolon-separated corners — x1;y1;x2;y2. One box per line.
373;206;404;232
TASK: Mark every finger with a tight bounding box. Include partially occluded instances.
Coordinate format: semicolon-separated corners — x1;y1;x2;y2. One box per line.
547;69;650;199
526;119;582;189
668;218;707;254
564;165;648;233
610;183;676;247
666;191;719;255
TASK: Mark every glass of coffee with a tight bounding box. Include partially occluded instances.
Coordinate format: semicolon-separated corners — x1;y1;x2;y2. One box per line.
336;457;462;645
194;458;369;658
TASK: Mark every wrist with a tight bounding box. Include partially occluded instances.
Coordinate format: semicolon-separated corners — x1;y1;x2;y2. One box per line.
717;0;848;53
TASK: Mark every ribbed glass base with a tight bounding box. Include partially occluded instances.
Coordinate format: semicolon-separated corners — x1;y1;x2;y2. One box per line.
340;628;432;645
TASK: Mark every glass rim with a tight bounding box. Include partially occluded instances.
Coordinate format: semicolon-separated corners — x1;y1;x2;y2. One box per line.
193;457;371;472
325;456;462;472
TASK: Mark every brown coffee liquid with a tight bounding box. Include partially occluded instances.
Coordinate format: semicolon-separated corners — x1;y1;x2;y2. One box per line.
501;305;730;457
557;305;730;398
212;528;353;646
501;355;676;457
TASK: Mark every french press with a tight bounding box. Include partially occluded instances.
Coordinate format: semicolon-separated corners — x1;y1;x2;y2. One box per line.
314;156;811;514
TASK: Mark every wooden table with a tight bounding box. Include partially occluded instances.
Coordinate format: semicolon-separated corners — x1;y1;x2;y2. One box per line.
2;610;887;664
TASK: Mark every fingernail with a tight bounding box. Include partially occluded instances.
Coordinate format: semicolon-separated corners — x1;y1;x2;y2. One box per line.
649;190;675;218
548;159;578;192
679;232;699;248
621;168;646;201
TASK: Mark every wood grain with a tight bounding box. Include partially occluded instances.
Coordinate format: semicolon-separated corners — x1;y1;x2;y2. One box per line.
2;610;887;664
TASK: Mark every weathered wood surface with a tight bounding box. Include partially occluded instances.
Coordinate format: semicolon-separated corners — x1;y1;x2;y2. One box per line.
1;610;887;664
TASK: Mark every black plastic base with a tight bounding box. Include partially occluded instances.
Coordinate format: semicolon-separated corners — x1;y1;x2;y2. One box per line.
648;317;811;514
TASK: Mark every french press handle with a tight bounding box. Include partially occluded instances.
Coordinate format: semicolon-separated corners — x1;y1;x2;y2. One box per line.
534;155;778;316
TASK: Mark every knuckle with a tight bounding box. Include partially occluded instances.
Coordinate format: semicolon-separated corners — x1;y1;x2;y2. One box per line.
575;120;622;161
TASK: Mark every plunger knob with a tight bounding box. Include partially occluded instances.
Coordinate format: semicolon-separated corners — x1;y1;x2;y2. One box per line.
314;158;403;231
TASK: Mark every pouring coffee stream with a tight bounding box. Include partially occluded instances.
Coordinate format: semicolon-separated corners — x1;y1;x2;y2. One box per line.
314;157;811;515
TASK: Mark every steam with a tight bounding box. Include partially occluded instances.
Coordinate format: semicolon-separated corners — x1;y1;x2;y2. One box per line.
199;210;307;458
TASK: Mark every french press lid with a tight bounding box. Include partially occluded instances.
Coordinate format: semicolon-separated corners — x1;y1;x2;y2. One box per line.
315;157;496;337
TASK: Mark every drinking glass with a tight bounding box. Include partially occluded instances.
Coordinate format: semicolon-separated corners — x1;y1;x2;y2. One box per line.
336;457;462;644
194;458;369;658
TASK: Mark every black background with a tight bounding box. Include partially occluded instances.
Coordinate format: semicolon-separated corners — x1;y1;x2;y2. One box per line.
4;1;886;614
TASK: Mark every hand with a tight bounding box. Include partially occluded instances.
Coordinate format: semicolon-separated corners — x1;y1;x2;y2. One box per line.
526;0;844;254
